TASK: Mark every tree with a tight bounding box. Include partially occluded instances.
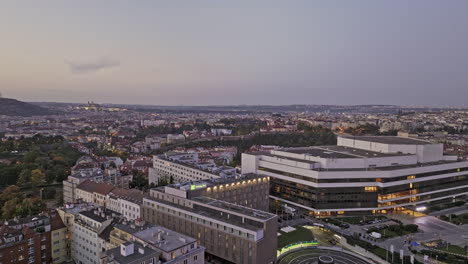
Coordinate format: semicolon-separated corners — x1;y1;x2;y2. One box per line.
0;185;21;208
30;169;45;186
17;169;31;186
2;199;18;219
130;170;147;190
15;197;46;218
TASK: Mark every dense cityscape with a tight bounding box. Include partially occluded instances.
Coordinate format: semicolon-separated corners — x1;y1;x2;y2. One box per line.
0;99;467;264
2;1;468;264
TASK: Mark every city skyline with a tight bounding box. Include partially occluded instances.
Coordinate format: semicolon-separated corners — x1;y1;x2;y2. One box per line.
2;1;468;107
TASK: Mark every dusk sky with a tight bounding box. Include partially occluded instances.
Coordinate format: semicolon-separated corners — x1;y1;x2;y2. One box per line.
1;1;468;106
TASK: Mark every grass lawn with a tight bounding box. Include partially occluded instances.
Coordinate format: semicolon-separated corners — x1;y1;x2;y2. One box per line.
340;215;387;225
427;201;465;213
440;244;468;255
372;227;414;238
367;223;418;239
323;216;387;226
439;213;468;225
278;225;315;248
371;247;388;259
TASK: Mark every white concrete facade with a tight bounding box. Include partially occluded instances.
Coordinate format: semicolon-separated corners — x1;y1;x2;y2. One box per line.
149;155;220;184
242;136;468;213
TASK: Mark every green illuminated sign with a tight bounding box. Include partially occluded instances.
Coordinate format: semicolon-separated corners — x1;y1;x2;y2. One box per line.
190;184;207;190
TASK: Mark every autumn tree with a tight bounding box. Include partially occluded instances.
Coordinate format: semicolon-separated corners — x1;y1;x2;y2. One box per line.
2;199;19;219
30;169;45;186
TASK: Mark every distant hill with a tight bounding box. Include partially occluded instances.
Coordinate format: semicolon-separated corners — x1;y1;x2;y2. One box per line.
0;98;55;116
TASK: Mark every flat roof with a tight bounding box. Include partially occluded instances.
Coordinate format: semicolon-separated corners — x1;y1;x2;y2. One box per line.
105;242;159;263
280;146;412;159
341;136;432;145
134;226;196;252
144;195;272;232
80;208;120;223
167;173;263;191
313;159;462;172
156;154;236;177
192;196;276;221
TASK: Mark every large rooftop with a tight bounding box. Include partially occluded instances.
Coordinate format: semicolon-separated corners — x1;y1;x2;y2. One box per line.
279;145;412;159
145;194;274;232
341;136;432;145
192;196;276;220
166;173;263;192
156;154;236;177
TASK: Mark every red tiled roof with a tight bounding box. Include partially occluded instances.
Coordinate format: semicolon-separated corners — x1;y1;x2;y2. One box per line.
77;180;115;195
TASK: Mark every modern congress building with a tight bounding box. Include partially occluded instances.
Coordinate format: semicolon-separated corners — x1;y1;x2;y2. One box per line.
242;136;468;215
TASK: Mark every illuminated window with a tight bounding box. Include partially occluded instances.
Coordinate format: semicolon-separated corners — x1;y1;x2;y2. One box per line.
407;175;416;180
364;186;377;192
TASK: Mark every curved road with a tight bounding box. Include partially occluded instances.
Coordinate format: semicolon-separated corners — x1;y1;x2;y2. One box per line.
279;248;372;264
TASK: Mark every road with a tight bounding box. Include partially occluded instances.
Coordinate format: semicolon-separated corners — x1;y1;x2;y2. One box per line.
393;213;468;248
303;213;468;262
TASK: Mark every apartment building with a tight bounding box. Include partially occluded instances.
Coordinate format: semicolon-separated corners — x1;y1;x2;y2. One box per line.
133;226;204;264
72;208;122;264
75;180;116;207
48;211;68;263
242;135;468;215
0;215;52;264
57;203;98;262
107;188;145;221
63;168;104;203
101;241;160;264
148;152;236;185
107;221;204;264
142;188;277;264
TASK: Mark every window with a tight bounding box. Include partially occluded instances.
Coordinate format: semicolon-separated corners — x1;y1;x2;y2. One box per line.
364;186;377;192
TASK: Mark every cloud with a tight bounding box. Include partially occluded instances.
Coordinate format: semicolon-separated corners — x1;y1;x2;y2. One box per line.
66;57;120;74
